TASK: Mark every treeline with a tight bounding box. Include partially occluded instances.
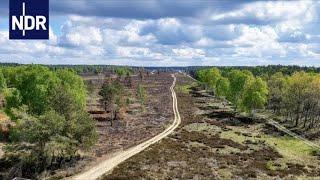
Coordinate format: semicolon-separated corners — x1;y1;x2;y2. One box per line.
0;63;140;75
197;68;268;113
0;65;97;178
196;68;320;130
189;65;320;77
2;63;320;76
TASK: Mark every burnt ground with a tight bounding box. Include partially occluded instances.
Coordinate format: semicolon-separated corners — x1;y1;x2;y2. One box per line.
47;73;174;178
86;73;173;156
102;74;320;180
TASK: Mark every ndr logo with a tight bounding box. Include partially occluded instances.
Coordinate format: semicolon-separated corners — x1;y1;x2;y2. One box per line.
10;0;49;40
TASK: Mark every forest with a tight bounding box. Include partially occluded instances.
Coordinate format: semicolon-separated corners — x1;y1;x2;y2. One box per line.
196;67;320;131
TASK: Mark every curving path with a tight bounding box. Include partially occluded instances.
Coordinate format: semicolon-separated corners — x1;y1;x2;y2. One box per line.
72;74;181;180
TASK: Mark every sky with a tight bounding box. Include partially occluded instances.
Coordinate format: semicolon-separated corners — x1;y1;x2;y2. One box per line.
0;0;320;66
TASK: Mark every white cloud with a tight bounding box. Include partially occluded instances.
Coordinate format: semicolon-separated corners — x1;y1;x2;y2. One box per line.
0;1;320;66
59;22;103;47
172;48;205;58
140;18;203;45
235;26;286;58
211;1;314;25
116;46;164;60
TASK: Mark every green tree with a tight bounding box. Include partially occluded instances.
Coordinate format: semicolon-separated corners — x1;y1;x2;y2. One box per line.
267;72;288;113
241;77;268;113
11;110;66;168
6;65;60;115
0;70;7;92
304;76;320;129
9;108;97;171
285;72;313;127
197;68;221;91
2;66;87;116
49;86;79;120
227;70;254;108
56;69;87;108
137;84;147;108
99;80;125;125
4;88;22;118
216;77;230;97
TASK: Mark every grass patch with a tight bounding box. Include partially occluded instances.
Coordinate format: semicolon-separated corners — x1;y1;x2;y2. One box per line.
266;160;287;171
176;83;197;94
220;125;319;166
183;122;221;135
217;168;233;179
264;136;318;164
220;130;248;144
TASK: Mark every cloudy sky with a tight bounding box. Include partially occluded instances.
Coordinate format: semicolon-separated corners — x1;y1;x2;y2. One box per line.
0;0;320;66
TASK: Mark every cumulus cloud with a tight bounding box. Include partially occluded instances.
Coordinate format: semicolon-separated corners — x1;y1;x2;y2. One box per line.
48;1;247;19
210;1;315;25
140;18;202;45
172;48;205;58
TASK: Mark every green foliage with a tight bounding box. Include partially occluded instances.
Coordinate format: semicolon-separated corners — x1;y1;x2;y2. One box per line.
56;69;87;108
2;65;87;116
241;77;268;112
197;67;221;91
196;67;320;129
115;67;132;78
0;65;97;176
3;65;60;115
99;80;125;109
0;70;6;92
49;86;80;121
227;70;254;107
268;72;288;112
196;68;269;112
12;110;65;148
100;81;124;102
72;110;98;149
4;88;22;118
216;77;230;97
1;66;19;87
266;161;287;171
137;84;147;106
8;107;97;172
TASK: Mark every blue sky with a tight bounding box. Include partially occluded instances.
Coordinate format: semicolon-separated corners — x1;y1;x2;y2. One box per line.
0;0;320;66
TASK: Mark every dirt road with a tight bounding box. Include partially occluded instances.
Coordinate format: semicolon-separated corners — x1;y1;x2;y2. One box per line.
72;74;181;180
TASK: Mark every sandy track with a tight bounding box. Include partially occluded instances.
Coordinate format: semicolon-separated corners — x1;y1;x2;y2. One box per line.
71;74;181;180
